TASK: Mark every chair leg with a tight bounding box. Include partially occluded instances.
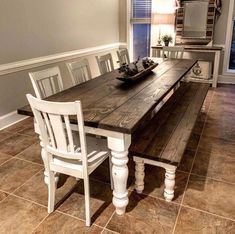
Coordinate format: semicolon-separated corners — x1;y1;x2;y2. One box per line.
109;156;114;190
164;168;176;202
134;159;145;194
48;171;56;213
84;178;91;226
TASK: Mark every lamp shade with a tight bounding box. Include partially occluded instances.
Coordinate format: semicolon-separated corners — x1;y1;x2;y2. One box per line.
152;13;175;25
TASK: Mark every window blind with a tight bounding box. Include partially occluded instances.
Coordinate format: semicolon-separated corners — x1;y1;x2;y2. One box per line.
132;0;152;21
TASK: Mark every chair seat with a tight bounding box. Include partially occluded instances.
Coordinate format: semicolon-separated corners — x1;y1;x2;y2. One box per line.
51;135;109;176
52;150;108;172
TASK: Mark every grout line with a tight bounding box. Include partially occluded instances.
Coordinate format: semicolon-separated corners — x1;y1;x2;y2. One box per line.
189;172;235;186
56;210;86;223
13;155;43;166
181;204;235;222
0;157;14;167
172;89;215;234
29;213;50;234
0;189;10;204
0;169;44;205
176;169;191;175
102;228;120;234
101;210;116;234
11;168;44;194
10;193;47;208
56;209;104;230
127;187;181;207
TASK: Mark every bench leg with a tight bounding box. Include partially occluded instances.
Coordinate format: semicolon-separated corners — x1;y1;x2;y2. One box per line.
134;159;145;194
164;168;176;202
201;102;206;113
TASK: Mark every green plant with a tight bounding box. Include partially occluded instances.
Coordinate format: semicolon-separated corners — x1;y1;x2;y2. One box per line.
161;34;173;43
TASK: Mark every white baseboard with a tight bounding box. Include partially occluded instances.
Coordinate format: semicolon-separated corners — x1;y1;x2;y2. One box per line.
0;42;127;76
218;75;235;84
0;111;29;131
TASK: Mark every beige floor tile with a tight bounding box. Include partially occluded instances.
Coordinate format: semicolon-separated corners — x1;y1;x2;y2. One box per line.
32;212;102;234
175;206;235;234
58;179;115;227
0;152;12;165
16;142;43;165
198;135;235;157
0;133;37;156
15;172;77;207
0;195;47;234
192;149;235;183
183;175;235;219
106;192;179;234
0;158;42;193
0;190;8;202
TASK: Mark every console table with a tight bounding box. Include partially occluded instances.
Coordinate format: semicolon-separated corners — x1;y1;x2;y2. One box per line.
151;45;223;88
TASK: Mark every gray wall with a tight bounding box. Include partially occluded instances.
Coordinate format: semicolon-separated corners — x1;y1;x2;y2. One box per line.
119;0;127;43
0;0;119;64
213;0;230;45
0;0;120;116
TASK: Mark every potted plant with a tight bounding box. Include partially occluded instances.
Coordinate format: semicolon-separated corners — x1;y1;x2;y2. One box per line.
161;34;173;46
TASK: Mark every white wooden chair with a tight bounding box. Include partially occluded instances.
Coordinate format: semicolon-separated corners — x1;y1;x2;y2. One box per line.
117;48;130;65
26;94;112;226
66;58;92;86
162;46;184;59
95;53;114;75
29;67;64;99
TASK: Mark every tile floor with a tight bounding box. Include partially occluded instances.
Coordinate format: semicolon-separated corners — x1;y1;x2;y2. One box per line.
0;84;235;234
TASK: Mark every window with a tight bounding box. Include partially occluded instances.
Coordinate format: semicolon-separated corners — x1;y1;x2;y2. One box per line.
223;0;235;74
229;20;235;69
130;0;152;60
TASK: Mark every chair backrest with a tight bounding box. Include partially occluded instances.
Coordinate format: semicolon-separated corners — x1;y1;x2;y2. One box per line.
29;67;64;99
26;94;88;167
95;53;114;75
117;48;130;65
66;58;92;86
162;46;184;59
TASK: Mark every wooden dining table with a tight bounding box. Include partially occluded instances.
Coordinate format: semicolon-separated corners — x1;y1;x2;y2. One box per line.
18;58;197;215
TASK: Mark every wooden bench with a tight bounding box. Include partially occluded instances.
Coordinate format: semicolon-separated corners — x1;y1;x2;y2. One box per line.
129;82;210;202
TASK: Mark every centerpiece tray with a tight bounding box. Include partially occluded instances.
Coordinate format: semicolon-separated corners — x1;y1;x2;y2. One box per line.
116;58;158;82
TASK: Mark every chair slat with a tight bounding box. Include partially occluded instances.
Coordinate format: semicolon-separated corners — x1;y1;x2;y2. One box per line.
29;67;64;99
48;114;67;151
64;115;74;153
66;59;92;86
96;53;114;75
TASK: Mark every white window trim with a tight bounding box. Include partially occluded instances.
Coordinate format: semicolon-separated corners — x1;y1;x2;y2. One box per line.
126;0;152;60
127;0;133;60
223;0;235;75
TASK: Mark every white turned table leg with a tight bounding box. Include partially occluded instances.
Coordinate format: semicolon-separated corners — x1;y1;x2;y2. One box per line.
164;168;176;202
108;134;131;215
134;158;145;194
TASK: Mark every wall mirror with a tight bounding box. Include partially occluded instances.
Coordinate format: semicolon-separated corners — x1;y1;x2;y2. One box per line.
175;0;216;45
183;1;209;38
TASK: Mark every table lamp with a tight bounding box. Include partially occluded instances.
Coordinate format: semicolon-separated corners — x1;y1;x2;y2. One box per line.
152;13;175;45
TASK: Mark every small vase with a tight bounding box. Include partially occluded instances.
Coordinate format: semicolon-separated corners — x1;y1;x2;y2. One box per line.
164;41;169;46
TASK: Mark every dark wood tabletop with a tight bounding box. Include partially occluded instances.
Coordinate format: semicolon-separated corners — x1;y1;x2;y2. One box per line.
18;59;197;134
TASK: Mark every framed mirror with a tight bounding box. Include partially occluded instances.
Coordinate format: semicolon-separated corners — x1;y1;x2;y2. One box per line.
183;1;209;38
175;0;216;45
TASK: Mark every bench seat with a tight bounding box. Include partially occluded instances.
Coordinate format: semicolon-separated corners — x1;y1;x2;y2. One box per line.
129;82;210;201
